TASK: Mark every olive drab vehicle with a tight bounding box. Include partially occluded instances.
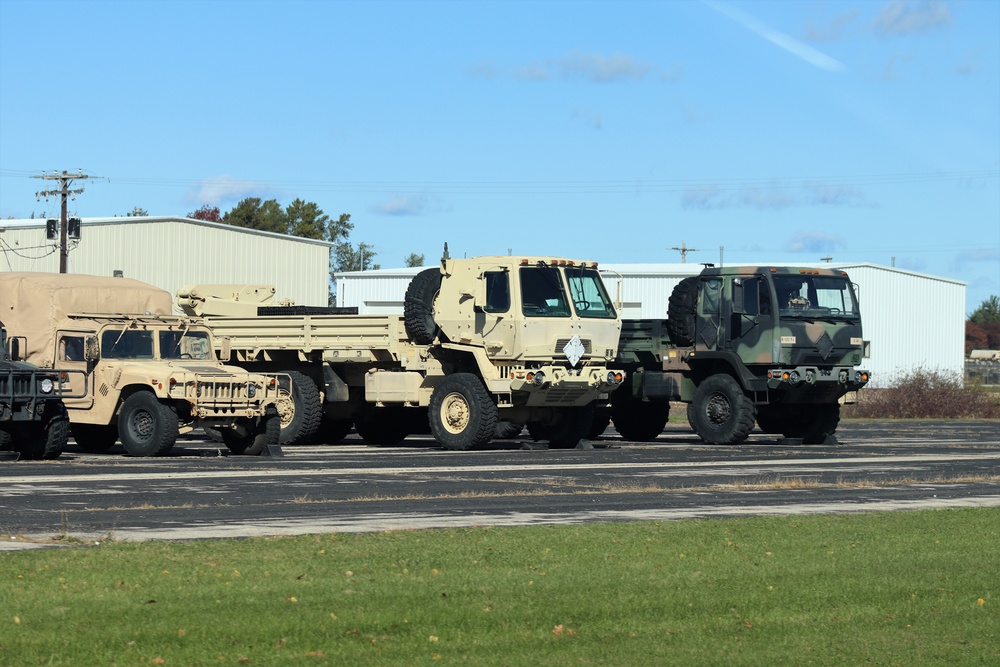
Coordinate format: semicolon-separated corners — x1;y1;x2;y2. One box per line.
0;320;87;460
609;266;870;445
177;251;627;451
0;273;285;457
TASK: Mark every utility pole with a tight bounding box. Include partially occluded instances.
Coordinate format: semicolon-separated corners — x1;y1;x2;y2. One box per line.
820;255;833;263
670;242;699;263
32;170;95;273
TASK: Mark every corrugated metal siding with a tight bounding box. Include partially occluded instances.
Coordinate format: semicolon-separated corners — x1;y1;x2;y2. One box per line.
0;217;330;307
335;261;965;386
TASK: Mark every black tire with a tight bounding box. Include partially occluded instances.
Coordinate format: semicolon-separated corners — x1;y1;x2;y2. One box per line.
202;426;224;443
687;402;696;432
0;428;13;451
429;373;498;451
118;392;178;457
666;276;700;346
611;399;669;441
494;421;524;439
222;408;280;455
404;268;443;345
313;416;353;444
527;403;595;449
754;405;785;435
277;370;322;445
354;407;412;447
71;423;119;452
689;375;756;445
17;405;69;460
783;404;841;444
589;407;612;439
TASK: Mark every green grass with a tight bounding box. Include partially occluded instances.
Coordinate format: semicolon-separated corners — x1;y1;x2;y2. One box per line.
2;509;998;666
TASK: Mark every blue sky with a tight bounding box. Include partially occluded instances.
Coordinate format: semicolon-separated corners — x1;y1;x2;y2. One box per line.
1;0;997;313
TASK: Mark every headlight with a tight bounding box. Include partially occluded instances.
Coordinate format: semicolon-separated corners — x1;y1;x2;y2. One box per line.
39;378;54;394
247;382;257;398
524;371;545;387
788;371;800;384
606;371;622;385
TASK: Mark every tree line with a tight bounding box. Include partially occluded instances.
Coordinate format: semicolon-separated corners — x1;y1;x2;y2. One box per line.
966;295;1000;353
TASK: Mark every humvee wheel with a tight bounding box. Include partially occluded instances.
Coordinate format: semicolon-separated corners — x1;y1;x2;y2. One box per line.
71;423;119;452
611;398;669;441
17;406;69;460
119;392;178;457
276;370;322;445
429;373;497;451
690;375;755;445
222;408;279;455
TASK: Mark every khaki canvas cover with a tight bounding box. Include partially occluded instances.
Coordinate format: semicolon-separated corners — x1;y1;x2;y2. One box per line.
0;272;172;367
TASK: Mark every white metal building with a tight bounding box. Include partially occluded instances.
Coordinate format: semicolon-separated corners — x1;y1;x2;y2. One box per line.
334;261;966;386
0;216;331;307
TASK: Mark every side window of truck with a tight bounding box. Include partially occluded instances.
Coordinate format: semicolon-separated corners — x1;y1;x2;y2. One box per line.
484;271;510;313
702;279;722;315
60;336;85;362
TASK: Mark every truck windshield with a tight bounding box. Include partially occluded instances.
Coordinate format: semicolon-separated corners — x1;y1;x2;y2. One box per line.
159;330;213;360
773;274;859;319
101;329;155;359
519;266;570;317
565;268;617;319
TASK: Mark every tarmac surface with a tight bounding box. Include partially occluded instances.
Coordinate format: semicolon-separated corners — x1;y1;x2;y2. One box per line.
1;420;998;550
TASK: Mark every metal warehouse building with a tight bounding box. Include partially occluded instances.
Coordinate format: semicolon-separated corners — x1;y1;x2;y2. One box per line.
0;216;331;306
334;261;966;386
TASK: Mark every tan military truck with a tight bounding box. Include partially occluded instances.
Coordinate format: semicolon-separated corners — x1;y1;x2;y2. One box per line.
0;273;285;456
177;253;626;450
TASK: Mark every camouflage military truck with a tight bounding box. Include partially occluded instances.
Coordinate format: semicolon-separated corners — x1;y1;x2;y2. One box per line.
177;252;626;451
0;273;285;457
0;319;87;459
606;266;870;445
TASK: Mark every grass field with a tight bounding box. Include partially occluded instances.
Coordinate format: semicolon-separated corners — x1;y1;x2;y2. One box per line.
1;508;997;666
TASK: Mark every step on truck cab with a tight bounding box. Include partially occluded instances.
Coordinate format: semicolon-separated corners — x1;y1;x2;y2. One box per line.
0;273;285;456
611;265;871;445
177;251;627;450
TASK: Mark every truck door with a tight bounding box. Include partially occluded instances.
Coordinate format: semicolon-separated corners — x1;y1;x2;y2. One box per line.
56;331;94;409
695;278;723;351
475;270;517;358
727;276;775;363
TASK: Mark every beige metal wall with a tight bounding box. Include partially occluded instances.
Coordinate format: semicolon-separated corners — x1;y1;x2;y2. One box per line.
0;217;331;308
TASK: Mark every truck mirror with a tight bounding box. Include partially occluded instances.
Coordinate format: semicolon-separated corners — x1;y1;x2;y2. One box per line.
219;337;232;362
473;276;488;312
85;335;101;362
9;337;20;361
731;280;747;315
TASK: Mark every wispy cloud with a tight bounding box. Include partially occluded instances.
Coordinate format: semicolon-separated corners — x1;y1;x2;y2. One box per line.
805;10;858;42
516;50;653;83
706;1;845;72
872;0;953;36
185;175;271;206
370;193;450;217
681;182;874;210
785;231;845;254
955;248;1000;263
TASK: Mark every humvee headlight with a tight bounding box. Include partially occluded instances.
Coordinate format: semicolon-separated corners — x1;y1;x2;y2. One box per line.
247;382;257;398
788;371;800;384
39;378;54;394
525;371;545;386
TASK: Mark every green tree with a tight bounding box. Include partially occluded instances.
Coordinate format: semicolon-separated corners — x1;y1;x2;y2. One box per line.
404;253;425;267
333;242;380;272
125;206;148;217
222;197;287;234
969;295;1000;324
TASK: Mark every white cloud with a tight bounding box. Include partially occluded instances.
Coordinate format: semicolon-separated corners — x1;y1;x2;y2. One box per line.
681;182;874;210
185;175;268;206
371;193;450;217
785;231;845;253
707;1;846;72
805;10;859;42
872;0;952;36
513;51;672;84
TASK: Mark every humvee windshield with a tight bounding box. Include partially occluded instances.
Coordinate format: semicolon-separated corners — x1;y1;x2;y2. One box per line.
101;328;213;360
773;274;859;319
566;268;617;319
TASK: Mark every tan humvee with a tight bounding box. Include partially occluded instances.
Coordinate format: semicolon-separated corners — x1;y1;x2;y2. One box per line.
0;273;285;456
178;253;626;451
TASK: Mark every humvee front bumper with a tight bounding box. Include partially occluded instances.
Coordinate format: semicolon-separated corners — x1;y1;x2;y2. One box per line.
166;372;287;419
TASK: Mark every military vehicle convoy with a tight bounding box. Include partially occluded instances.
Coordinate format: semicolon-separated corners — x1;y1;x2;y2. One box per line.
177;253;627;451
605;266;870;445
0;273;285;456
0;319;86;459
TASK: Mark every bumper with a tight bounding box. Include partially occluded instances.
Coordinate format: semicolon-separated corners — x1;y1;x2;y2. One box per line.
766;366;870;393
509;366;625;407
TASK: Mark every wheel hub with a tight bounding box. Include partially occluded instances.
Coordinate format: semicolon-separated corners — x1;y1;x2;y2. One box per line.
441;392;470;434
705;393;732;426
132;409;155;440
